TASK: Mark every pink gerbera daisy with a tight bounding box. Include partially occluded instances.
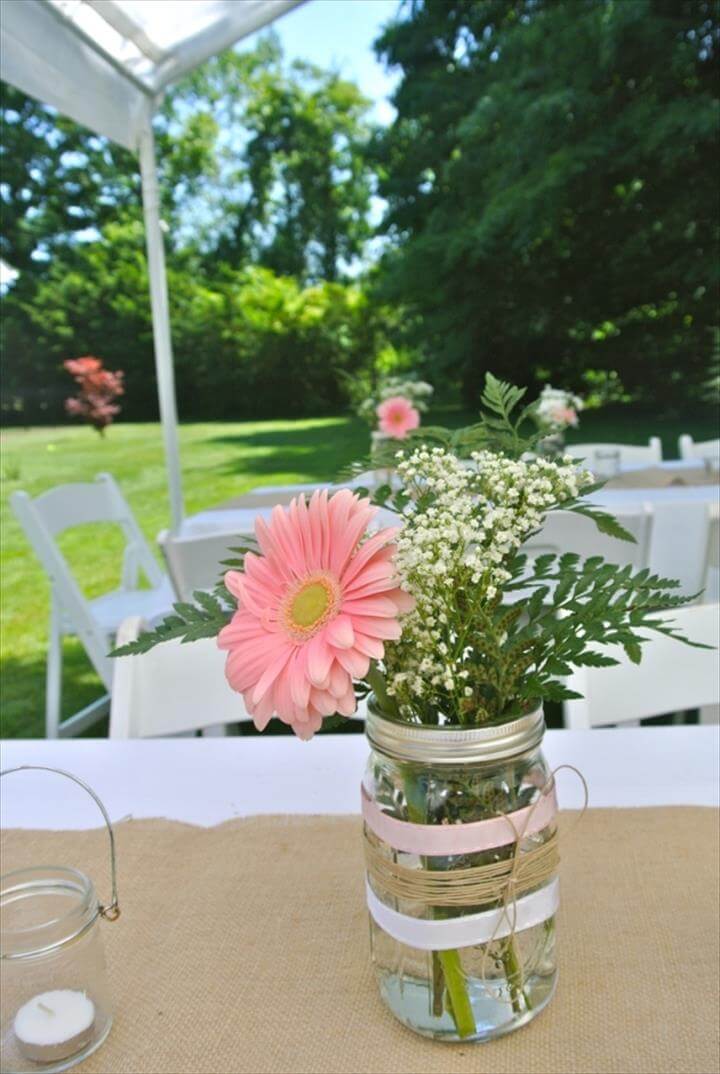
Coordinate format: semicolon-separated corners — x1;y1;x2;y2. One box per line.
217;489;414;739
377;395;421;439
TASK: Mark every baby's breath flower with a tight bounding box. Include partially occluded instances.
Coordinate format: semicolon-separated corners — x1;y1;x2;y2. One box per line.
383;445;588;716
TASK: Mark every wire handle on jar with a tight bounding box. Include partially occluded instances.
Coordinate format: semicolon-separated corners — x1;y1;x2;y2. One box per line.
0;765;120;921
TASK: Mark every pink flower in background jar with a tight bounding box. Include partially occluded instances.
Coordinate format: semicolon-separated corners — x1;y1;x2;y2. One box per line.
376;396;421;439
550;405;578;427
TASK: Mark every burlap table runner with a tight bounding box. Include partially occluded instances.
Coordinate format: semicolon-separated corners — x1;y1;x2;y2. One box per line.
2;808;718;1074
605;466;719;489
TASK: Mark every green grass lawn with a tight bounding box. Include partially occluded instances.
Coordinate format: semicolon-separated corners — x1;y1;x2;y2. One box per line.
1;405;716;738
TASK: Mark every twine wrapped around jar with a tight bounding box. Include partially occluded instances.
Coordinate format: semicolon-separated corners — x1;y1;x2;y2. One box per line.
364;764;587;981
364;826;560;908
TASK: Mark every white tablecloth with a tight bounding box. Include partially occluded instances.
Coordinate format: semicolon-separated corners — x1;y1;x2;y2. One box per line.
1;727;717;829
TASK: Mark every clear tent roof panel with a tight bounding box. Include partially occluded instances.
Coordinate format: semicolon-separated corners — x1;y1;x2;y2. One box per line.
2;0;304;148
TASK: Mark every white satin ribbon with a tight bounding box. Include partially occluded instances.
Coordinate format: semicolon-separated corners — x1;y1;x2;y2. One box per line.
365;877;559;951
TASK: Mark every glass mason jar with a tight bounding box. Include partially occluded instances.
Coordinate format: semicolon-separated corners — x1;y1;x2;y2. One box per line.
0;866;113;1074
538;431;566;458
370;431;396;489
363;699;559;1042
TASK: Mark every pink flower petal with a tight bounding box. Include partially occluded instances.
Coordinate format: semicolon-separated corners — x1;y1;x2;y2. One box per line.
352;632;385;659
341;528;399;588
328;661;351;699
325;613;354;649
342;595;402;618
247;690;274;731
385;588;416;613
224;570;244;602
335;646;370;679
310;688;339;716
336;688;358;717
350;616;403;641
292;713;323;740
307;633;333;686
251;645;293;705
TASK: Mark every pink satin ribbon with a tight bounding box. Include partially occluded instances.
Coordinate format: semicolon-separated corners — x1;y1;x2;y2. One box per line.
361;783;557;856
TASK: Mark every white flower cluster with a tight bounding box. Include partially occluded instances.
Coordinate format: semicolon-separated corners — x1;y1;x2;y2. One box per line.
534;385;584;432
384;446;592;716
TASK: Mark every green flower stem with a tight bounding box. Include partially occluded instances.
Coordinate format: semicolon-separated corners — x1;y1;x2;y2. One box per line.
404;774;476;1038
501;936;532;1015
438;949;477;1038
431;951;444;1017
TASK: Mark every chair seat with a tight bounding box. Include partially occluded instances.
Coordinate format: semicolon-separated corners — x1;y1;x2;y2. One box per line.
84;577;176;636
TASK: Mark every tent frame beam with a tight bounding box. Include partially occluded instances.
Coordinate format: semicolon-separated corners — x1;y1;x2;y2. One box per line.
138;114;185;531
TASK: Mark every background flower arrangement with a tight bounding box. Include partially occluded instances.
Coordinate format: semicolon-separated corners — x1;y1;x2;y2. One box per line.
532;385;584;435
352;374;434;431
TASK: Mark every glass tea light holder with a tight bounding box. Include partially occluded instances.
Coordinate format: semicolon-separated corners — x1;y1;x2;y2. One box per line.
0;767;120;1074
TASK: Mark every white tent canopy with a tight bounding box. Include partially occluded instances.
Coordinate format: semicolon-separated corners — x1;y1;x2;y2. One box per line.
1;0;304;527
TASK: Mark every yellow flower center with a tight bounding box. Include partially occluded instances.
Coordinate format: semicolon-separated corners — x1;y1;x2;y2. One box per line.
291;582;331;628
283;573;341;641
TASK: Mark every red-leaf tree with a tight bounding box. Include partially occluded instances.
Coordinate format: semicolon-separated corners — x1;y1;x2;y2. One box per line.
64;356;124;435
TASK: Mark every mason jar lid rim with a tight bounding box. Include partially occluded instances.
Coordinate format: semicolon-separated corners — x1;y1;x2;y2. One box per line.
366;697;545;763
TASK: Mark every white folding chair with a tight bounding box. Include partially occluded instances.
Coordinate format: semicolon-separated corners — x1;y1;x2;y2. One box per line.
523;505;653;571
158;529;252;602
565;438;662;468
110;617;254;737
11;473;175;738
110;617;369;737
678;434;720;463
563;602;719;728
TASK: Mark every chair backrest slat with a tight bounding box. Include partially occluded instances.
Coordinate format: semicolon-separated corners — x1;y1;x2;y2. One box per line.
565;438;662;468
32;479;124;535
110;617;251;736
110;617;368;737
703;503;720;603
563;602;719;727
523;506;652;570
678;434;720;462
159;529;252;602
11;489;114;686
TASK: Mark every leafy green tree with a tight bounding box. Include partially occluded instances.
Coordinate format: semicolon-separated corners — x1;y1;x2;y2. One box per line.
1;34;382;421
374;0;720;406
0;220;391;423
0;79;219;273
185;35;375;281
0;84;136;273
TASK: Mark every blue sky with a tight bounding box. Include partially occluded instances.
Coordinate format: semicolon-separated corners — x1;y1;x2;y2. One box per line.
244;0;402;125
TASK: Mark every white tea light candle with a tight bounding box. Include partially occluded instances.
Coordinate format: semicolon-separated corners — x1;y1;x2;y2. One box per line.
14;990;95;1063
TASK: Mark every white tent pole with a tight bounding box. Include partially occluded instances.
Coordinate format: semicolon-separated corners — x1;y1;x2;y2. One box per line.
138;114;185;532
